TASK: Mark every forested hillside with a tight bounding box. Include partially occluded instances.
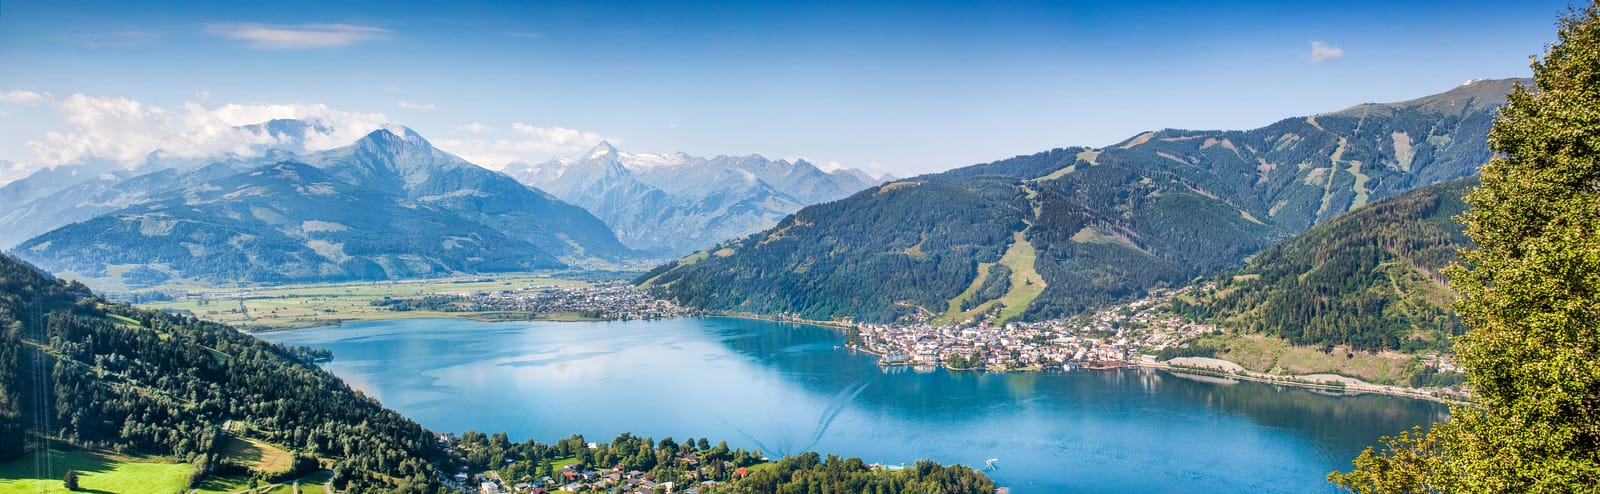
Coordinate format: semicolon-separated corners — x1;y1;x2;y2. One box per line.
1174;179;1473;352
643;80;1516;323
0;253;444;492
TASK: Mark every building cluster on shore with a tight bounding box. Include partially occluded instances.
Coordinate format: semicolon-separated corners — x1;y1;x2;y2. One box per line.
454;465;695;494
452;283;694;320
366;282;694;321
851;287;1219;371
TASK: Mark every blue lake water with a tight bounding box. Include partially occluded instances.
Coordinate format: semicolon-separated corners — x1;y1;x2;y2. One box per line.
259;317;1448;493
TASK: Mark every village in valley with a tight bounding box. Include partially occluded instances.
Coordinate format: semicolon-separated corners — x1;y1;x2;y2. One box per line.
374;282;695;321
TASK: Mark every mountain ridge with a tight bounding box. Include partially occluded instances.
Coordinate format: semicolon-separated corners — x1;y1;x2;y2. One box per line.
642;78;1522;324
8;126;629;286
507;142;887;256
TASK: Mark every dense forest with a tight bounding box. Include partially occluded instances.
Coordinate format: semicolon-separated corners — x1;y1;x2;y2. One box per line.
639;178;1027;322
0;253;444;492
1174;179;1474;351
642;80;1513;324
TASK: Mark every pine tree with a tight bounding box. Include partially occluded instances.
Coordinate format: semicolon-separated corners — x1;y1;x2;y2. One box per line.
1330;3;1600;492
62;470;79;491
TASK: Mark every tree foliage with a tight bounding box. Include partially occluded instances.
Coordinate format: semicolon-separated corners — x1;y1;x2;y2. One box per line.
1177;179;1473;352
1331;5;1600;491
0;254;444;492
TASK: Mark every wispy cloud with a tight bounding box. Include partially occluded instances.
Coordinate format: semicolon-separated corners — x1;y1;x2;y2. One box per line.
207;23;390;49
1309;41;1344;63
434;123;615;169
457;122;492;133
0;90;51;105
397;100;436;111
20;92;389;168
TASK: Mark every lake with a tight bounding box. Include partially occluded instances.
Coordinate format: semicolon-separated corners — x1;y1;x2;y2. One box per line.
259;317;1448;493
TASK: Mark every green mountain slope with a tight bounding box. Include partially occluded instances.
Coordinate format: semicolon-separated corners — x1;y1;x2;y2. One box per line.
14;161;560;285
642;79;1518;323
0;253;443;492
1174;178;1474;352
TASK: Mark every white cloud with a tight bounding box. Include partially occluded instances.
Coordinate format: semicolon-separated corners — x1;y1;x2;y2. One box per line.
207;23;390;49
434;123;615;169
397;100;436;111
0;161;31;185
457;122;492;133
21;92;390;168
1309;41;1344;63
0;90;50;105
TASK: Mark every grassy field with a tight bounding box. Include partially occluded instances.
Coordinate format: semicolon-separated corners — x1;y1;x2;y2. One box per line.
937;232;1046;325
936;262;994;325
193;474;253;494
1189;333;1417;385
991;232;1047;324
218;436;294;474
136;273;591;330
0;448;191;494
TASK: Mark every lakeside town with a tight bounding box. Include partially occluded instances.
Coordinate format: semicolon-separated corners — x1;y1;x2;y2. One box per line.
834;285;1469;402
846;286;1218;372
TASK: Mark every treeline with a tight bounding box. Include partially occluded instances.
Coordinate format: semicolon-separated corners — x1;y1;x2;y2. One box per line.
1174;179;1474;351
709;453;995;494
449;432;993;494
449;432;765;485
0;254;445;492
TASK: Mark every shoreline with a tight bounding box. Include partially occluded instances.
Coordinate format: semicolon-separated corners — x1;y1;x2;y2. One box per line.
1141;361;1468;405
711;311;1469;405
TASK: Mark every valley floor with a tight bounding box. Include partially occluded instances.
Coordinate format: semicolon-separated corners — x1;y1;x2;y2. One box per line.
130;273;625;331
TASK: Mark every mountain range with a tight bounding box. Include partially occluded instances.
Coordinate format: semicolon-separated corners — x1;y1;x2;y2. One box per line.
9;126;625;286
640;78;1520;324
0;120;888;287
504;142;888;255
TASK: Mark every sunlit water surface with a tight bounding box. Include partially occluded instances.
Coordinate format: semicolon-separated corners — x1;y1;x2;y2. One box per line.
261;317;1447;493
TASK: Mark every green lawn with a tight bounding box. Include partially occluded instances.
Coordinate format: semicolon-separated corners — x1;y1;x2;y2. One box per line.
0;448;191;494
551;456;581;470
193;473;253;494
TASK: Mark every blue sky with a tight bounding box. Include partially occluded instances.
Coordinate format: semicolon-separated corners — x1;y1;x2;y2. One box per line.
0;0;1573;180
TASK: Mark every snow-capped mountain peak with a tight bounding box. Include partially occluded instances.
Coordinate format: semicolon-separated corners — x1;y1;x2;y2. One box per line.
584;141;619;160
